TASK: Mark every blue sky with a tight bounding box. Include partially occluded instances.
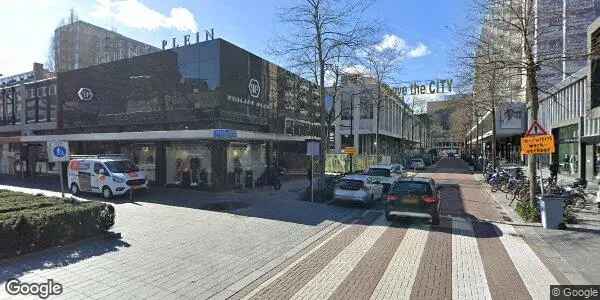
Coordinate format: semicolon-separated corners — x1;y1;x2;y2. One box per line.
1;0;470;90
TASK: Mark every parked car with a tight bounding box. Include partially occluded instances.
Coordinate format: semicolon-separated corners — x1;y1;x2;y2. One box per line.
333;175;384;206
409;158;426;170
366;164;403;193
384;177;440;225
68;154;148;199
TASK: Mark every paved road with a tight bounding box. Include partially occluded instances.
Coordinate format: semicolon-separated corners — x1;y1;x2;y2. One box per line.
234;159;565;300
0;159;568;299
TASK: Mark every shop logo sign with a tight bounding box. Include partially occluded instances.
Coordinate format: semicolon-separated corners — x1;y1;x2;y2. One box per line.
77;88;94;102
249;79;261;98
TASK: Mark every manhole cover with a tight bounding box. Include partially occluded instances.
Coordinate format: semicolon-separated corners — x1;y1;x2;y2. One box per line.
201;201;250;212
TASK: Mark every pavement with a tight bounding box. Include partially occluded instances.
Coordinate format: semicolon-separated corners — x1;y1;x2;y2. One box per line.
478;172;600;285
0;159;597;299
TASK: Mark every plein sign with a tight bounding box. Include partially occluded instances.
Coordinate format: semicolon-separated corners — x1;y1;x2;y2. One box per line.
521;135;555;155
249;79;261;98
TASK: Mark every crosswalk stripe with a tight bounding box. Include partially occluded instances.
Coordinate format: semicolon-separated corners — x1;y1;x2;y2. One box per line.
452;217;493;300
410;217;453;300
370;226;429;300
290;216;388;300
495;223;559;300
244;211;381;300
240;222;350;300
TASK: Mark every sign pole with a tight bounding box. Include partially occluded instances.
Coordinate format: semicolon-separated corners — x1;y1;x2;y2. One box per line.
59;162;65;198
311;155;314;203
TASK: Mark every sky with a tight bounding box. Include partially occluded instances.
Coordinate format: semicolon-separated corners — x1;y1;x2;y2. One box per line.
0;0;471;98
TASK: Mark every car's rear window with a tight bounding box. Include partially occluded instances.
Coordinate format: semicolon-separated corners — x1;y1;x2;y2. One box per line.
367;168;390;177
391;181;432;195
338;179;364;190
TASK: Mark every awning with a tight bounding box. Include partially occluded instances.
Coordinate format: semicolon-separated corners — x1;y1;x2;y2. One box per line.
0;129;318;143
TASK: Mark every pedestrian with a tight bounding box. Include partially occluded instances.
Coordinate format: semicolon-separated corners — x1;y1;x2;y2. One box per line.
569;155;577;176
549;162;559;185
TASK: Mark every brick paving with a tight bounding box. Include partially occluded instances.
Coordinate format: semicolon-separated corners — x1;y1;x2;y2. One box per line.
1;159;588;299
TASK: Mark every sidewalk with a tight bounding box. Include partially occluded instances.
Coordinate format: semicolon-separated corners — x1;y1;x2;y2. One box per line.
475;173;600;284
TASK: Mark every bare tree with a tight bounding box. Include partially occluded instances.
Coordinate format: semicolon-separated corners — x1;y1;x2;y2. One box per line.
271;0;376;182
361;43;403;158
456;0;583;204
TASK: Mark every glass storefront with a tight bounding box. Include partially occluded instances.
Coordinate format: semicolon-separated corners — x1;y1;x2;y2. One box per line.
227;143;267;188
124;144;157;184
558;125;578;175
166;143;212;188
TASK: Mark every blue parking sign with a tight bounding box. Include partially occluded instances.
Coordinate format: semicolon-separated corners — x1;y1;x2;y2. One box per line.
48;141;69;162
53;146;67;158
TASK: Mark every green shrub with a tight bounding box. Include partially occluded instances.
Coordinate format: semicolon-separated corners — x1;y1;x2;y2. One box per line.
0;190;115;259
515;200;540;222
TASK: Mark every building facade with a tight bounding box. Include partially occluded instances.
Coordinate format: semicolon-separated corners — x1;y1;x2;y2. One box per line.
0;38;320;190
466;102;528;164
0;63;57;176
54;20;159;72
536;0;600;88
426;95;471;155
333;74;430;163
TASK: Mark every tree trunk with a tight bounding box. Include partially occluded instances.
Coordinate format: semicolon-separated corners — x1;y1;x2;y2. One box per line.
491;106;498;168
375;84;381;160
526;64;540;205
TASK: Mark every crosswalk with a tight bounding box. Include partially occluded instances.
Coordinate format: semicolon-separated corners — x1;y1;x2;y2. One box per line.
239;213;559;300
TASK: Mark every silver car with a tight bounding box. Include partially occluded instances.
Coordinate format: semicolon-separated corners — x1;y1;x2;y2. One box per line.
410;159;426;170
333;175;384;206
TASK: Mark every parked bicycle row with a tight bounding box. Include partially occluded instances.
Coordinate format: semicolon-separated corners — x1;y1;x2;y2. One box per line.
482;163;600;212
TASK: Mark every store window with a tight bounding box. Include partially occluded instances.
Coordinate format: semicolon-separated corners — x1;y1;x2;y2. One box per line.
128;144;157;183
227;143;267;188
166;143;212;188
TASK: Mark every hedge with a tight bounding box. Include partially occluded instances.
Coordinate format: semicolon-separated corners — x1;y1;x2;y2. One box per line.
0;190;115;259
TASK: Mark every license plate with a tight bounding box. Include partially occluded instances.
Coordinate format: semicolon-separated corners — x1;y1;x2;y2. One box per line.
403;197;418;204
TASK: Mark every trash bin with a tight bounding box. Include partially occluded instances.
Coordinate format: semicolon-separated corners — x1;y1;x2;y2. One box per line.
539;195;565;229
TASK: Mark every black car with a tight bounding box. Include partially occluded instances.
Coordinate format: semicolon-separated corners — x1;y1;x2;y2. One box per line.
384;177;440;225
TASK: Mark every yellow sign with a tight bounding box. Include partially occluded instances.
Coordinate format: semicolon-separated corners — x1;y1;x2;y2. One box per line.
342;147;357;156
521;135;555;155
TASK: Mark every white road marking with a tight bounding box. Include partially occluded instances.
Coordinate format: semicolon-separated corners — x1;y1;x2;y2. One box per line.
452;217;492;300
495;223;559;300
370;226;429;300
290;216;388;300
240;222;350;300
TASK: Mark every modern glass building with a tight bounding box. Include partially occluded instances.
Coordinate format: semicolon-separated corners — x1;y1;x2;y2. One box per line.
0;38;320;190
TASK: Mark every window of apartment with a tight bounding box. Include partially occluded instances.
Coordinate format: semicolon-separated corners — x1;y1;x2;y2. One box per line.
360;99;373;119
37;87;46;97
38;96;48;122
48;85;56;96
341;94;352;120
591;28;600;108
25;97;37;123
0;90;5;124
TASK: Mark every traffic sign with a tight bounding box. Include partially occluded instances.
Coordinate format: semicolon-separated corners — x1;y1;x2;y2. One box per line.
525;120;548;136
521;135;555;155
306;140;320;156
47;141;70;162
342;147;357;156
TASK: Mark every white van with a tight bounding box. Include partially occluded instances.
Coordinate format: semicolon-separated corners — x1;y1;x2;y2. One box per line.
68;155;148;199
